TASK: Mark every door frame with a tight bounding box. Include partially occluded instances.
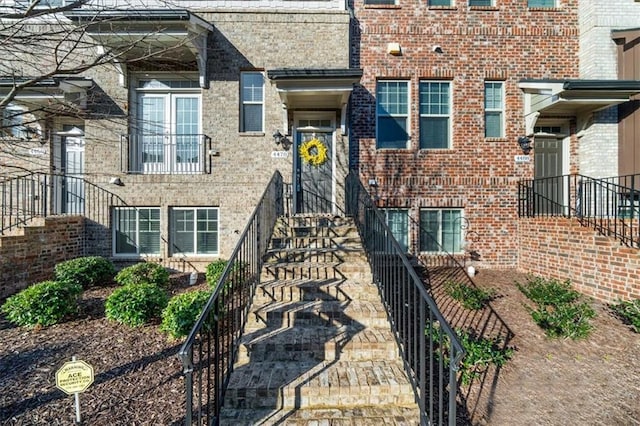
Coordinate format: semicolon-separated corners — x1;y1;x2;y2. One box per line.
292;112;337;215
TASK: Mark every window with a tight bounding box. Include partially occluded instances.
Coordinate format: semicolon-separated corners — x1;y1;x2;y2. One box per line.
420;209;463;253
429;0;452;5
469;0;493;5
419;81;451;149
376;81;409;149
484;82;504;138
240;72;264;132
114;208;161;256
528;0;555;7
2;105;25;138
133;78;202;174
381;208;409;252
364;0;395;5
171;207;219;255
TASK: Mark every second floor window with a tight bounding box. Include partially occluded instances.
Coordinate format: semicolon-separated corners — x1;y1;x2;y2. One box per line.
429;0;452;5
419;81;451;149
469;0;493;5
484;82;504;138
240;72;264;133
376;81;409;149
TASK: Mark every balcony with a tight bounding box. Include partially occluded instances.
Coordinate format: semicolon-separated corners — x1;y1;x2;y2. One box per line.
122;133;212;175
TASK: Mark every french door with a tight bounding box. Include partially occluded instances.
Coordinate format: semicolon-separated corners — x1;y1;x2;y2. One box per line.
137;93;201;174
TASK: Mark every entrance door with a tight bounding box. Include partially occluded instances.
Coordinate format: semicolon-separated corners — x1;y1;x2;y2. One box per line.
295;129;334;214
58;126;85;214
534;137;563;214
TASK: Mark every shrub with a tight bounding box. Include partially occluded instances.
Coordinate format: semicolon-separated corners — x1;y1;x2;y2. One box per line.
444;280;496;310
105;283;168;327
115;262;170;287
54;256;115;289
1;280;83;327
160;290;211;339
610;299;640;333
517;276;596;340
205;259;228;287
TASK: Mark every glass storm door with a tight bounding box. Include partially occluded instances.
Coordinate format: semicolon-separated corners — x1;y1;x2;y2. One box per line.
138;93;200;174
295;130;333;214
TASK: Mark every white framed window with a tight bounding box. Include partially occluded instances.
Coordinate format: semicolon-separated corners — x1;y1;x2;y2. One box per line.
113;207;161;256
469;0;493;6
429;0;452;5
240;72;264;133
376;81;409;149
2;104;25;138
170;207;219;256
484;81;504;138
528;0;555;7
381;208;409;252
420;209;463;253
419;81;451;149
133;77;202;174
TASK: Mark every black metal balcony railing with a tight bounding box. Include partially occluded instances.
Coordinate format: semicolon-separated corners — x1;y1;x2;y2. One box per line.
346;172;465;426
178;171;284;426
121;133;212;175
518;173;640;248
1;172;123;236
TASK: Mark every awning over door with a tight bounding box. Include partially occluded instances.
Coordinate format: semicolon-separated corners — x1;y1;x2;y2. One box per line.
519;79;640;134
64;10;212;88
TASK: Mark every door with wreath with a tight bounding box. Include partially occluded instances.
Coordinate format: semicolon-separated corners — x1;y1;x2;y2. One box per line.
295;130;333;214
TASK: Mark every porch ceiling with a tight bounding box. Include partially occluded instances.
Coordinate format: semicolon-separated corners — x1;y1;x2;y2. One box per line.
64;9;212;88
267;69;363;110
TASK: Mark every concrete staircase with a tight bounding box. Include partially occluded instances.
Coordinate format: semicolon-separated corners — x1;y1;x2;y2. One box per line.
219;215;421;425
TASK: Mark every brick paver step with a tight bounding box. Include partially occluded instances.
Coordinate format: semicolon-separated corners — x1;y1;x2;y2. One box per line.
235;325;398;365
223;360;416;410
253;278;382;303
244;300;390;330
219;405;421;425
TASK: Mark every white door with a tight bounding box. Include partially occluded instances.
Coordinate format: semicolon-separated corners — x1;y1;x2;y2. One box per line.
63;130;85;214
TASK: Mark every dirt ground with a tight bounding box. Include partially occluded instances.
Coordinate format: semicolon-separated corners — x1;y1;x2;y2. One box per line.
1;269;639;425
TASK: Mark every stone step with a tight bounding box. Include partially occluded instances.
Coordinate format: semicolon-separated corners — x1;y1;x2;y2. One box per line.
275;215;355;230
262;262;372;281
253;278;382;303
219;405;421;425
269;235;362;251
245;300;390;330
236;325;398;365
223;360;416;410
263;247;366;264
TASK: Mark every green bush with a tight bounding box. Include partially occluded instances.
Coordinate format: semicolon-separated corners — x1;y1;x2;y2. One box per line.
610;299;640;333
205;259;229;287
160;290;211;339
1;280;83;327
444;280;496;310
105;283;168;327
115;262;170;287
54;256;115;289
517;276;596;340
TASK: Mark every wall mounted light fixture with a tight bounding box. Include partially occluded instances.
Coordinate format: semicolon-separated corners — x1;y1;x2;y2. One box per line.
273;130;292;150
517;136;533;155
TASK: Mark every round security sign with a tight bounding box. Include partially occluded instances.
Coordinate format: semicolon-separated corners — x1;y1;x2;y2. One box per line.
56;360;94;395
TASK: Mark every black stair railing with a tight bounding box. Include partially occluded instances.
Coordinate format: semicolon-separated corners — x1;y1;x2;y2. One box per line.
346;171;465;426
178;170;284;426
518;173;640;248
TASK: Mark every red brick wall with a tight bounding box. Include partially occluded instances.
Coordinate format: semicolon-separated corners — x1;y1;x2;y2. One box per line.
517;217;640;302
0;216;84;300
351;1;580;267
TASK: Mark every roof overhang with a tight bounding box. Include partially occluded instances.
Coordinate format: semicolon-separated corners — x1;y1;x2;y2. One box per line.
64;9;212;88
518;79;640;134
0;76;93;110
267;69;363;110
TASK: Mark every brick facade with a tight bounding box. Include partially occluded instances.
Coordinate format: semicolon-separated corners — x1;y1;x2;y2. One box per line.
351;1;579;267
0;216;84;299
518;217;640;302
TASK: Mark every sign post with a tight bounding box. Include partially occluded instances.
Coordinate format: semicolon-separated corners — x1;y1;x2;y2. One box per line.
56;356;94;424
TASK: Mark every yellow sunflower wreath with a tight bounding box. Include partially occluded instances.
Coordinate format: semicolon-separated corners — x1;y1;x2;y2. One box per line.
299;138;328;167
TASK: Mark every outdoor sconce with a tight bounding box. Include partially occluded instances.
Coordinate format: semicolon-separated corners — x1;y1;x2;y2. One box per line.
517;136;533;155
273;130;292;150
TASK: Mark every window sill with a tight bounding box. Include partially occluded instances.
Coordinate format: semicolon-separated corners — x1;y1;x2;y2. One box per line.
428;5;457;10
469;6;498;11
364;3;401;9
239;132;265;137
484;137;508;142
528;7;561;11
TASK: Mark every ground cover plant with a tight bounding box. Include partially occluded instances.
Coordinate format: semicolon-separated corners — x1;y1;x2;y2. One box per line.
517;276;596;340
444;280;496;310
610;299;640;333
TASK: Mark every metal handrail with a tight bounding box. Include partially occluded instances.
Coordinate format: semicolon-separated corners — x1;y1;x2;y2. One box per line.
345;171;465;426
121;133;212;174
177;170;284;426
518;173;640;247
